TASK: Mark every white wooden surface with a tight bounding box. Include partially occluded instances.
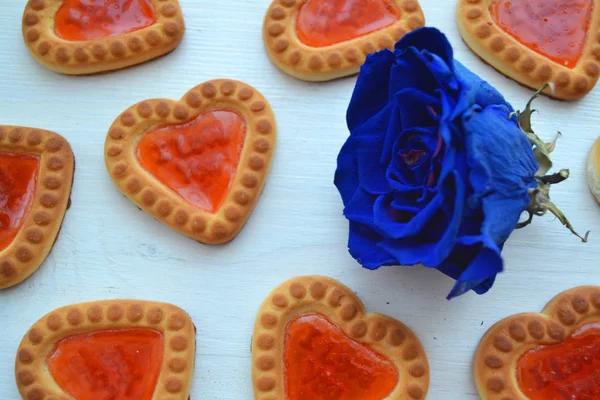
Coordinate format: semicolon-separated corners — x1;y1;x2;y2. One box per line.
1;0;600;398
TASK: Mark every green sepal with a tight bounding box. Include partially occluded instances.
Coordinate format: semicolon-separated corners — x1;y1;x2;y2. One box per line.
513;83;560;175
513;85;589;242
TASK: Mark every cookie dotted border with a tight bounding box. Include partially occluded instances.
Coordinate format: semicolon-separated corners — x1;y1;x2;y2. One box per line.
104;79;277;245
251;275;430;400
15;300;196;400
0;126;74;290
587;137;600;204
22;0;185;75
474;286;600;400
263;0;425;81
456;0;600;100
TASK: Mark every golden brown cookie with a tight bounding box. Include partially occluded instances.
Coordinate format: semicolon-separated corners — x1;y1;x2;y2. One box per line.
105;79;277;244
456;0;600;100
15;300;196;400
587;137;600;204
22;0;185;75
474;286;600;400
251;276;430;399
0;126;74;289
263;0;425;81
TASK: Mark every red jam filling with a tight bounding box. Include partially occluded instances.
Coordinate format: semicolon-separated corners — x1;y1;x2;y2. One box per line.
296;0;400;48
137;109;247;213
54;0;157;41
517;323;600;399
490;0;593;68
284;313;398;400
0;153;39;252
47;329;164;400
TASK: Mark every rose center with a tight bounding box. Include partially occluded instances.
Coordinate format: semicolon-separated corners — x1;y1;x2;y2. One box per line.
490;0;593;68
54;0;157;41
0;153;39;252
400;135;430;167
517;323;600;399
296;0;400;48
47;328;164;400
284;313;398;400
136;109;247;214
401;149;426;166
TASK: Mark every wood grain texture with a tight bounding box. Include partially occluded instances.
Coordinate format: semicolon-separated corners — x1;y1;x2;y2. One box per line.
0;0;599;399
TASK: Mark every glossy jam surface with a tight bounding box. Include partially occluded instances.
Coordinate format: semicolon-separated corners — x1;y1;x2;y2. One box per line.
296;0;400;47
137;109;247;213
47;329;164;400
491;0;593;68
54;0;157;41
0;153;39;252
517;323;600;399
284;313;398;400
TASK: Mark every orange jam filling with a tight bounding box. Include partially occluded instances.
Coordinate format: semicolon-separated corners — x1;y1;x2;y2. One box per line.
137;109;247;213
47;328;164;400
517;323;600;399
490;0;593;68
284;313;398;400
296;0;400;47
0;153;39;252
54;0;157;41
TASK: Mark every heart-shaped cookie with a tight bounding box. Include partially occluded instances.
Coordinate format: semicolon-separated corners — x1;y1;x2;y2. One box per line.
0;126;74;289
251;276;430;399
456;0;600;100
263;0;425;81
474;286;600;400
22;0;185;75
15;300;196;400
104;80;276;244
587;137;600;204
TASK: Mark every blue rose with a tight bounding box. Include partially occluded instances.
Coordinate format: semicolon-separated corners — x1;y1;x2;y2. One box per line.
334;28;539;299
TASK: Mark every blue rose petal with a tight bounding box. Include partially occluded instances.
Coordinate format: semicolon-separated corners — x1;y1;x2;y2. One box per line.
394;27;454;65
353;104;396;195
344;188;380;228
347;50;396;131
335;27;539;298
391;89;441;131
348;221;396;268
334;135;359;207
373;191;444;239
440;236;502;298
453;62;513;114
463;105;538;244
